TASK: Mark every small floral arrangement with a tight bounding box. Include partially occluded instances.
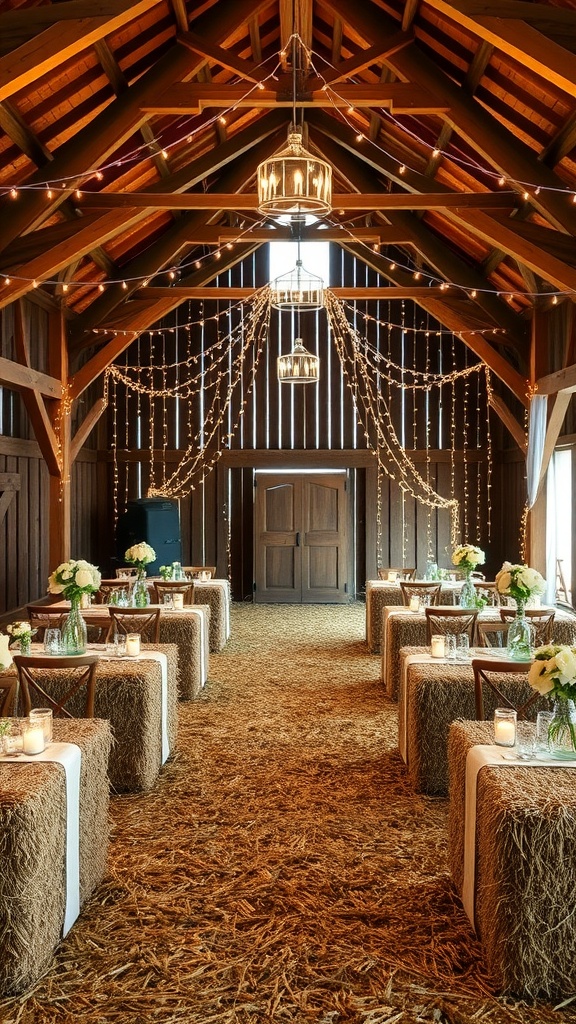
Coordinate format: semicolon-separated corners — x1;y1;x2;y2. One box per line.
452;544;485;575
6;621;35;646
125;542;156;576
495;562;546;604
0;634;13;670
48;559;101;601
159;564;173;580
528;644;576;700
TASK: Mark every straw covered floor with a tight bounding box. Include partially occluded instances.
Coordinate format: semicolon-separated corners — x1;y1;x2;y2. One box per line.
2;603;576;1023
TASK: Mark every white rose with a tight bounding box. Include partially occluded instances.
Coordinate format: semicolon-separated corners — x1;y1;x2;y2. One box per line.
61;569;73;581
75;569;94;589
555;647;576;683
0;634;12;670
528;660;555;695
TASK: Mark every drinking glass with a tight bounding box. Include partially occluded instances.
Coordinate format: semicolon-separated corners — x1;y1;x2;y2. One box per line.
516;720;536;760
30;707;53;743
44;628;62;655
536;710;554;753
445;634;457;661
163;593;173;608
456;634;470;661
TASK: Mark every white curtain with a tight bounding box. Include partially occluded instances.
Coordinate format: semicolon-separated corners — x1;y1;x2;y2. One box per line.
545;454;558;605
526;394;548;508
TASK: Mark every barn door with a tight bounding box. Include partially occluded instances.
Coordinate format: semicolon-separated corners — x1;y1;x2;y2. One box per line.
254;473;348;603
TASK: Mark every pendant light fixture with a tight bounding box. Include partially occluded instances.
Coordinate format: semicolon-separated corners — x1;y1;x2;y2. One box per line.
277;339;320;383
257;35;332;217
271;235;324;310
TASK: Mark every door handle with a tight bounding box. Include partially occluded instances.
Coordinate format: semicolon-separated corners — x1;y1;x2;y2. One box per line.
295;532;300;547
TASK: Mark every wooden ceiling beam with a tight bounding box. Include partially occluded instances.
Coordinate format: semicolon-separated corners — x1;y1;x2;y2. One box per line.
177;31;261;82
143;82;450;113
324;38;413;84
429;0;576;100
308;114;526;344
0;0;159;102
0;209;147;309
324;0;576;238
488;392;527;452
128;284;508;302
76;191;517;211
178;227;413;244
0;0;268;253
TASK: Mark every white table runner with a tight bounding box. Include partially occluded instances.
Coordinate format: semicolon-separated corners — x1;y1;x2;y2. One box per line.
194;579;231;640
0;742;81;936
463;744;576;930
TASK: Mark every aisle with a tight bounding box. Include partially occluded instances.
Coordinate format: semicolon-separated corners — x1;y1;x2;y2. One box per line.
2;605;569;1023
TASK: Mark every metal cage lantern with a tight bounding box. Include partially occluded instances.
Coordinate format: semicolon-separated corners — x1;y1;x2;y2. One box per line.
271;259;324;310
257;130;332;216
277;340;320;383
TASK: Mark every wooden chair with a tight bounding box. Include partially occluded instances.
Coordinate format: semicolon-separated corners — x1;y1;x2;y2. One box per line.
182;566;217;579
153;580;195;605
377;567;415;581
424;607;478;644
499;608;556;645
115;567;139;580
472;658;539;722
26;605;67;640
0;675;18;716
399;581;443;607
95;579;132;604
107;607;161;643
14;655;98;718
474;582;500;606
477;621;510;649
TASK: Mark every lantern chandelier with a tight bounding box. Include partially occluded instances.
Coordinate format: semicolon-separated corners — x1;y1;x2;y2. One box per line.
270;235;324;311
256;35;332;217
277;339;320;383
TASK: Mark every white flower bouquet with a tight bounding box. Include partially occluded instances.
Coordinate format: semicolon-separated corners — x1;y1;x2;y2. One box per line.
125;542;156;576
495;562;546;604
0;633;13;670
6;621;35;646
528;644;576;700
452;544;485;574
48;559;101;601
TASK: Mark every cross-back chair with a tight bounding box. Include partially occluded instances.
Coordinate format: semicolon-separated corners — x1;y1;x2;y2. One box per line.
499;608;556;645
115;567;139;580
399;581;443;607
153;580;195;604
476;621;510;649
26;605;67;640
14;655;99;718
95;579;132;604
182;566;216;579
377;567;416;581
472;658;540;722
474;582;500;606
424;608;478;644
107;607;161;643
0;675;18;716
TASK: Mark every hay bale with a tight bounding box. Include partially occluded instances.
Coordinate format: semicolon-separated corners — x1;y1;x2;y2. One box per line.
367;585;460;653
447;720;576;997
193;582;229;651
0;718;111;996
381;613;427;698
160;608;209;699
402;656;546;796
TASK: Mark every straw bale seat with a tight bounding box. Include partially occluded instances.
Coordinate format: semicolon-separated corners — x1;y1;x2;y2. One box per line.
366;583;461;654
448;720;576;997
0;718;111;996
398;648;546;795
192;579;230;652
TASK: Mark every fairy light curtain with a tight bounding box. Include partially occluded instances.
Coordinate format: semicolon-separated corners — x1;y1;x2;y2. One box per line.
106;286;492;554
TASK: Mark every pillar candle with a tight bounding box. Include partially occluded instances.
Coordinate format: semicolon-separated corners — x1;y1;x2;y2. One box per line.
409;596;420;612
125;633;141;657
431;635;445;658
494;718;516;746
22;724;45;755
173;593;184;610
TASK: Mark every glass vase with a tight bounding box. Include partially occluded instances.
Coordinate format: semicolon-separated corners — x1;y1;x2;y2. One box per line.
131;573;150;608
459;571;476;609
19;635;32;656
548;697;576;760
61;594;87;655
506;600;532;661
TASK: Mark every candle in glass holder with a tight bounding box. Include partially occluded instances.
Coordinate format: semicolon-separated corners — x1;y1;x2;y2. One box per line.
494;708;517;747
22;721;46;755
125;633;141;657
387;571;397;582
30;708;53;743
430;635;445;658
172;593;184;610
409;596;420;612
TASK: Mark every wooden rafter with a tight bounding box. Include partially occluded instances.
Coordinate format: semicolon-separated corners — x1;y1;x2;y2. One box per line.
142;82;450;113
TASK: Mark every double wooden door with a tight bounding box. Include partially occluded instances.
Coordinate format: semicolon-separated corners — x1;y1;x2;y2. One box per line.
254;473;348;603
